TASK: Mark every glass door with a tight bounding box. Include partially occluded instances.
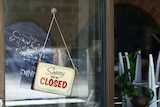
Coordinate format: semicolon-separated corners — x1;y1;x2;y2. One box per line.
3;0;112;107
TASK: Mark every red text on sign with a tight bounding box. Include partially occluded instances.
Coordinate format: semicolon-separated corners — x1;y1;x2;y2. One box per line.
40;77;67;89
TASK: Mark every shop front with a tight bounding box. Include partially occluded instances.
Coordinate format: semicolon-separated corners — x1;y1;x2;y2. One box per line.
0;0;114;107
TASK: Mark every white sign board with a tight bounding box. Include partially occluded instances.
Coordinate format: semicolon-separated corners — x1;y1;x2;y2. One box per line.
33;62;76;96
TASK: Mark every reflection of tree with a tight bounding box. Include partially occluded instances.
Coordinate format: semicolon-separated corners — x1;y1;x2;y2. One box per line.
146;26;160;44
145;26;160;57
151;33;160;44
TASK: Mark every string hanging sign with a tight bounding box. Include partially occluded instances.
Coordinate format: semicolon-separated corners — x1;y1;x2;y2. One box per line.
33;8;77;96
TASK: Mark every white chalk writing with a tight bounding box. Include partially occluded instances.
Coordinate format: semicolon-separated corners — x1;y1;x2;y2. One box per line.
8;30;45;64
9;31;42;52
20;69;35;78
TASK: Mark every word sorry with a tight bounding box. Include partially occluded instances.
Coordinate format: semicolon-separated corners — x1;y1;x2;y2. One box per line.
45;67;65;78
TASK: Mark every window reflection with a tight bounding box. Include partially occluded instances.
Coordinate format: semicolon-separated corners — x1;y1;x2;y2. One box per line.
5;0;105;107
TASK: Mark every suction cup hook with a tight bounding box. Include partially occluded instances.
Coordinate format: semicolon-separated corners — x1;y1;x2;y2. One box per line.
51;8;57;14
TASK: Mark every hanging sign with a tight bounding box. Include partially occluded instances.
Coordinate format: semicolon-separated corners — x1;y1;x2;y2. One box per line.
33;8;77;96
33;62;76;96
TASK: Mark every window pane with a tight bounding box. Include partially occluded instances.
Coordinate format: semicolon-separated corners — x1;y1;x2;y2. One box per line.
4;0;106;107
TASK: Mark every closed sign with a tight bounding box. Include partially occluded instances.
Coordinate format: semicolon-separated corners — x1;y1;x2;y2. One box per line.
33;62;76;96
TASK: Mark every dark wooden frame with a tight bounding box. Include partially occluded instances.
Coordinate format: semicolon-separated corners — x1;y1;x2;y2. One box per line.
106;0;114;107
0;0;5;107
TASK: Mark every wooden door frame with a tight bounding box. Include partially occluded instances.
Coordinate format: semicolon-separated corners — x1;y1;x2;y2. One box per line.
106;0;114;107
0;0;5;107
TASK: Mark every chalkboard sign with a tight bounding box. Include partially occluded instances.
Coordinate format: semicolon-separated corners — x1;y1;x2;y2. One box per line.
5;22;60;100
